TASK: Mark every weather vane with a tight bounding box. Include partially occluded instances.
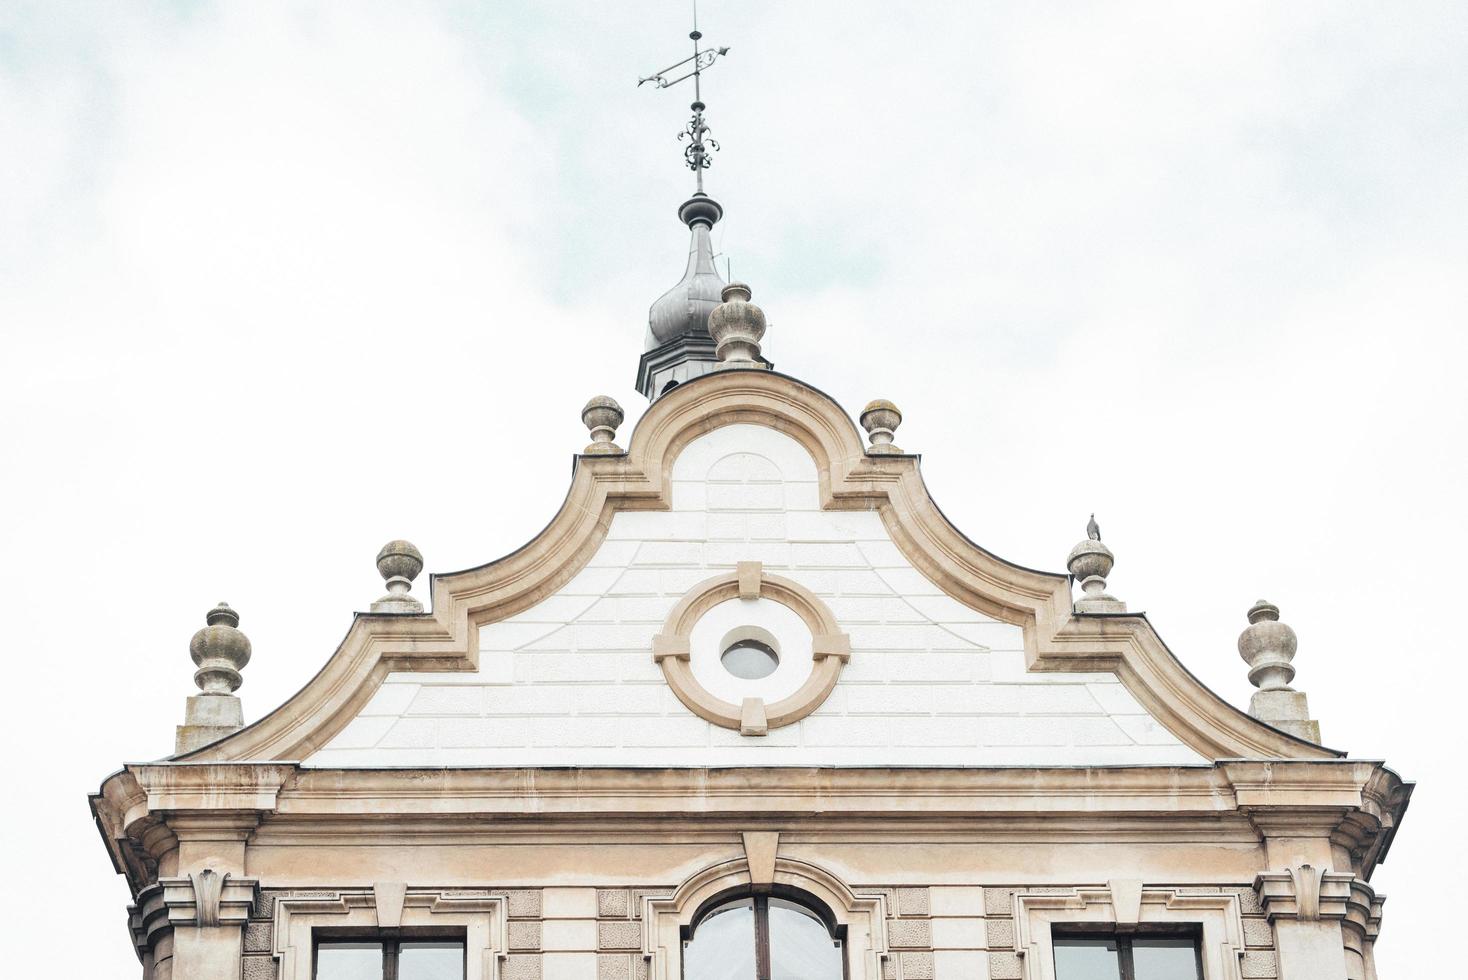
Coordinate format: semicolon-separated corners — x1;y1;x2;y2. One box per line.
638;2;730;193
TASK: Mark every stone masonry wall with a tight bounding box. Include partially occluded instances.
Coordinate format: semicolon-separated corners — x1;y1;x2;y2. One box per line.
236;880;1275;979
982;884;1278;980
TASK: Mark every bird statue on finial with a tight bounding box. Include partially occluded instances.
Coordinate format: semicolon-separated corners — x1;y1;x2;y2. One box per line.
1087;514;1101;541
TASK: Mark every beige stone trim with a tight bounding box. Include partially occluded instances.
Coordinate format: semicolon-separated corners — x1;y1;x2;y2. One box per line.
741;832;780;885
159;872;257;927
1013;884;1247;980
653;567;849;733
165;370;1340;764
1253;865;1357;922
642;854;890;980
271;888;508;980
93;759;1407;892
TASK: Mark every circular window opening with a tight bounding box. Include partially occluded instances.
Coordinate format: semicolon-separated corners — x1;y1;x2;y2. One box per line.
719;626;781;680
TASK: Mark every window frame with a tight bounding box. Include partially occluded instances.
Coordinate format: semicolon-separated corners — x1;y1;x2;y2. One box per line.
1051;928;1204;980
312;932;468;980
1012;884;1249;980
681;886;850;980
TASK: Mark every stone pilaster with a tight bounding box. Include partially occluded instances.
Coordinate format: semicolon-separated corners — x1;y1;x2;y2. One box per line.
1254;864;1356;980
140;870;259;980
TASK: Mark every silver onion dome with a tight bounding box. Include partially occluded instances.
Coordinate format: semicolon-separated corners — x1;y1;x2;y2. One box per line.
646;194;726;348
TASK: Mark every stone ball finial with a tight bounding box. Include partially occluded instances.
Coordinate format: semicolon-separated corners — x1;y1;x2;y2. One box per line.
1067;517;1125;612
1238;599;1298;692
189;601;251;695
372;539;424;614
581;396;626;455
860;400;903;454
707;281;768;368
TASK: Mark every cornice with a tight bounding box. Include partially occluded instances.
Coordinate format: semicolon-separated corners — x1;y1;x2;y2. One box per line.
92;759;1410;894
100;759;1409;818
166;369;1339;767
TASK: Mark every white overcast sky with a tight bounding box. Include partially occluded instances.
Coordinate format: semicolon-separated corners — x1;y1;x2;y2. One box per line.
2;1;1464;975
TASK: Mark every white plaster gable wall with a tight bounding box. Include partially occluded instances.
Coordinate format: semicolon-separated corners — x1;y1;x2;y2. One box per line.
307;424;1204;768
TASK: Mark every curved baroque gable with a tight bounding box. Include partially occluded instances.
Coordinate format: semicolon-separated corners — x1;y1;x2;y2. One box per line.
180;370;1338;765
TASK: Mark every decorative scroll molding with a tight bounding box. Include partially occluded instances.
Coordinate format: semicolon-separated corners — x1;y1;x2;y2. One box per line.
164;369;1335;765
642;853;889;980
653;564;850;732
1014;884;1246;980
272;888;508;980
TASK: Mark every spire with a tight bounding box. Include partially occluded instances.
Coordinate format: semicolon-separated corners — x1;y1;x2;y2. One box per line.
636;7;740;401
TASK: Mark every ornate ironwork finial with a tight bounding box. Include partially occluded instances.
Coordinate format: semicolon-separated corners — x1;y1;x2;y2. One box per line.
639;2;731;193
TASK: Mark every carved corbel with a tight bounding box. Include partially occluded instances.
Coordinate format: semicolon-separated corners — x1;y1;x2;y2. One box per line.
1253;864;1355;922
160;869;259;928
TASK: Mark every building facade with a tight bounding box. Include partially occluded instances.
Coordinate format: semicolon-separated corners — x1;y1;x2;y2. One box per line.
91;152;1410;980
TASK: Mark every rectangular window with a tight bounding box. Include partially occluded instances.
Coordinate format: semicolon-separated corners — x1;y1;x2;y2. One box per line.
1053;934;1201;980
316;939;465;980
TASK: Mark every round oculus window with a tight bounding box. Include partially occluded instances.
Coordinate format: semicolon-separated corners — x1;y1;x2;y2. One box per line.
721;637;780;680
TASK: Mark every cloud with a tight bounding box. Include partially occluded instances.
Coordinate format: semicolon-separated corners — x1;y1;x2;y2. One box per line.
1;2;1463;974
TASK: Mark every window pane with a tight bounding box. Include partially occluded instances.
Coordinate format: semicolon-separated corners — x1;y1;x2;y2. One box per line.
1133;938;1200;980
399;941;465;980
1054;938;1121;980
684;899;756;980
767;899;842;980
316;943;382;980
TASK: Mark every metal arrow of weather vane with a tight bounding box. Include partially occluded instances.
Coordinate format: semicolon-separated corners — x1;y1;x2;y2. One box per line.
638;4;730;193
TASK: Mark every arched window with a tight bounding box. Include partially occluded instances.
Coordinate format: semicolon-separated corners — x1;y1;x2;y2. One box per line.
682;889;846;980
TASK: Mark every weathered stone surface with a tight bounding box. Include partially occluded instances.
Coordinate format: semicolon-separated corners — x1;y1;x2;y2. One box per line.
1235;886;1266;915
510;920;543;951
503;954;543;980
629;889;660;920
1241;950;1279;979
597;920;642;950
597;888;630;918
254;889;334;920
1243;917;1275;948
898;951;934;979
983;888;1016;916
896;886;930;916
243;920;272;953
597;954;631;980
988;951;1023;979
887;919;932;949
495;889;543;919
985;918;1015;950
241;955;278;980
